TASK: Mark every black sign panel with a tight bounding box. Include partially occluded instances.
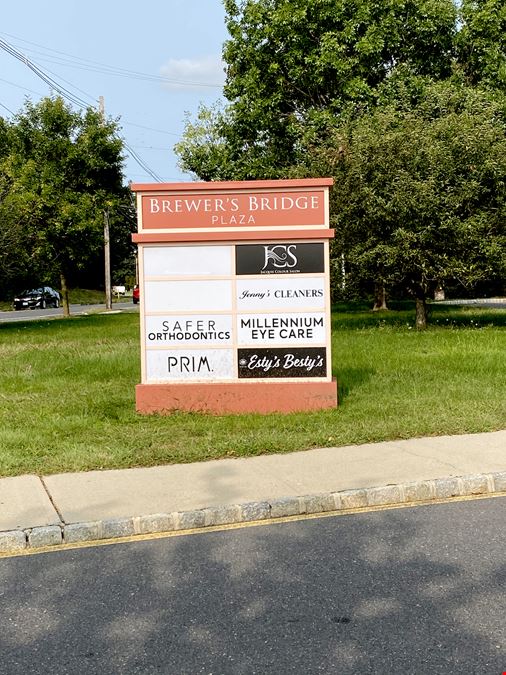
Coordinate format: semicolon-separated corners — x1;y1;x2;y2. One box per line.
236;243;324;275
238;347;327;378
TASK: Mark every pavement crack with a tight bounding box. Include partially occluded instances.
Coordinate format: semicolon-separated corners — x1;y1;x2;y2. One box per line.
39;476;66;525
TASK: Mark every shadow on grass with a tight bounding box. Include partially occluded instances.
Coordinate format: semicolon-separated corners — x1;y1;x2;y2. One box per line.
335;367;375;403
331;301;506;329
429;304;506;327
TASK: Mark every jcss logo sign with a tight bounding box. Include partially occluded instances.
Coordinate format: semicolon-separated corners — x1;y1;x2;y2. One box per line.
262;245;298;270
236;242;325;275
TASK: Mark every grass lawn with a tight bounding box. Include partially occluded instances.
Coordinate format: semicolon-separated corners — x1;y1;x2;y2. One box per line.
0;303;504;477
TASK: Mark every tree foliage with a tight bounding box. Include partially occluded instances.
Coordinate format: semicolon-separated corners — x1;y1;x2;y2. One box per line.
458;0;506;90
178;0;457;178
0;97;131;310
320;83;506;326
175;104;235;181
174;0;506;323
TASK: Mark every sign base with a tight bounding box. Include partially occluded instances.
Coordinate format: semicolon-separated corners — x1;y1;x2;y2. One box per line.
136;380;338;415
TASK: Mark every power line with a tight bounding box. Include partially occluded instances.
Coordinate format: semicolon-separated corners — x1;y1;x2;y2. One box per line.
123;141;164;182
122;120;181;137
0;78;184;138
0;100;14;115
0;36;164;182
0;75;45;97
129;174;187;180
41;63;96;104
31;53;223;88
0;37;90;108
130;144;170;151
0;31;224;88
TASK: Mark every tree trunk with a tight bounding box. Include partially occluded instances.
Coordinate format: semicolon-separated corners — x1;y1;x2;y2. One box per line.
415;296;427;330
372;282;388;311
60;272;70;317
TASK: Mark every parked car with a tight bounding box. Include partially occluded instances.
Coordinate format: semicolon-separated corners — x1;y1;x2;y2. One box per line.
132;284;140;304
13;287;61;310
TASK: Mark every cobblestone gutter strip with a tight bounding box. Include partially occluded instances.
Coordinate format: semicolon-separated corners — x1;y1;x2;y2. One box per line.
2;471;505;553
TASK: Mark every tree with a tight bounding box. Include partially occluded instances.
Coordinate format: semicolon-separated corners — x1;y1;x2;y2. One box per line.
458;0;506;91
1;97;127;314
176;0;457;178
313;82;506;327
174;0;506;322
175;104;236;181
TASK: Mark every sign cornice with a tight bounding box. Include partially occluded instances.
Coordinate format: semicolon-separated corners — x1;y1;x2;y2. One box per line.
131;177;334;193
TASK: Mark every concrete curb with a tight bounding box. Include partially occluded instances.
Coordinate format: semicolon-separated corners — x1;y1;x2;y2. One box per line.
1;470;505;553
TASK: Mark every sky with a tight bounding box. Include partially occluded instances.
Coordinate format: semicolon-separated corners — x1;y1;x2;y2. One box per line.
0;0;229;184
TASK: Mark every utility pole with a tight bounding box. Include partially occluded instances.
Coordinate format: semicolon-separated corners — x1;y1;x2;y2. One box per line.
99;96;112;310
104;209;112;310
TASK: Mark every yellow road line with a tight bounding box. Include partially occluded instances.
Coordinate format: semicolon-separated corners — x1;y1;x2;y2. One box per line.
1;491;505;560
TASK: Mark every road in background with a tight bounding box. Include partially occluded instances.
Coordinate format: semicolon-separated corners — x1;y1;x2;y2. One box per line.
436;298;506;310
0;497;504;674
0;302;138;323
1;298;503;324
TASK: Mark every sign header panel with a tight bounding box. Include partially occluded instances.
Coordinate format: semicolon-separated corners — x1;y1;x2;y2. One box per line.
141;191;326;230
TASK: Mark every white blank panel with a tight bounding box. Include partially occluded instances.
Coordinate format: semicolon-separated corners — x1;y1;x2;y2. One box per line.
145;280;233;312
143;245;232;277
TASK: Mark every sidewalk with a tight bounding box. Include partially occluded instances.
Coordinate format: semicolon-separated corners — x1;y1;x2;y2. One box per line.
1;430;505;552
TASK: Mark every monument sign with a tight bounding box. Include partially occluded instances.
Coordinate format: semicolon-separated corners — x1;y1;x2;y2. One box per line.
132;178;338;414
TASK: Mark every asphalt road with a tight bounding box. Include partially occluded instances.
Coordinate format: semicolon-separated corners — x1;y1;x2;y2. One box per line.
0;496;504;674
0;302;138;323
